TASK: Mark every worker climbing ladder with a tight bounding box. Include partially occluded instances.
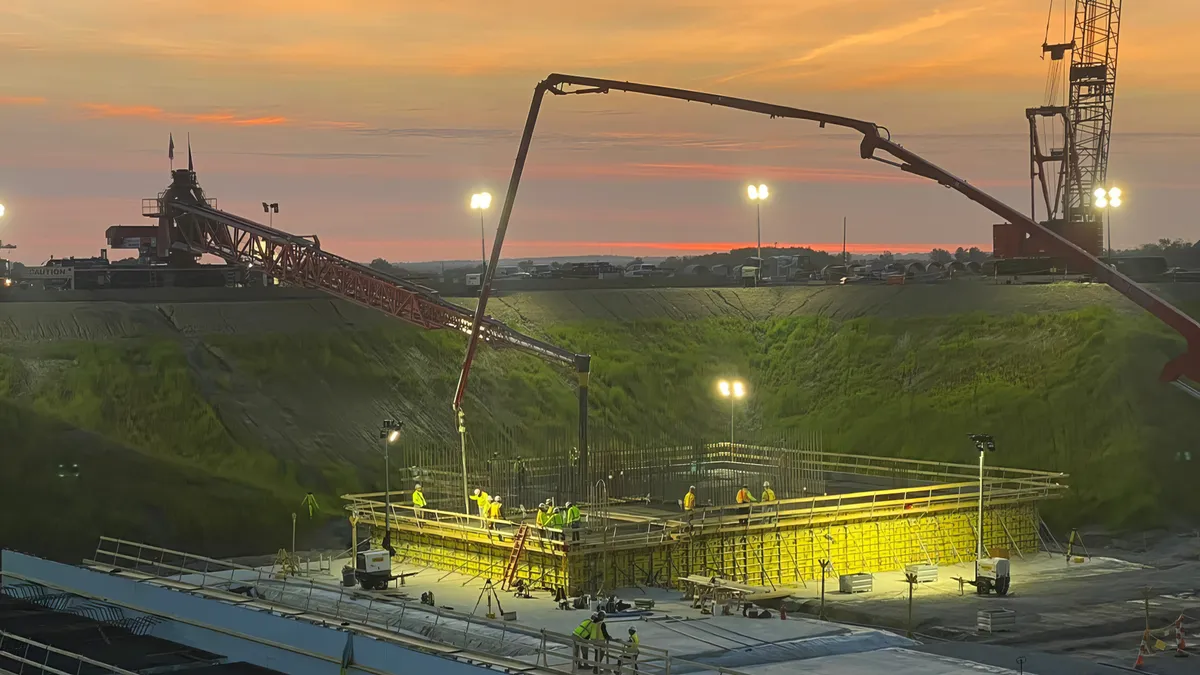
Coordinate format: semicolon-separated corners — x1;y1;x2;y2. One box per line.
501;524;531;590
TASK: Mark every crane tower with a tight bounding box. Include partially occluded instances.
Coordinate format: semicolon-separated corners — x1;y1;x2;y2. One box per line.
996;0;1122;258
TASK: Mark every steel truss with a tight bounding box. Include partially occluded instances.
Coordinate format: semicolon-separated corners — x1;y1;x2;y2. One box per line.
144;176;580;368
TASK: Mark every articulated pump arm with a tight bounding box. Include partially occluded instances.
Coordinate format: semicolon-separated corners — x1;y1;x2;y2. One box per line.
456;73;1200;406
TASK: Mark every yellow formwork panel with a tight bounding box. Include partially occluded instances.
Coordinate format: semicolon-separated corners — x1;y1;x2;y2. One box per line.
582;503;1039;593
365;502;1040;595
366;524;572;589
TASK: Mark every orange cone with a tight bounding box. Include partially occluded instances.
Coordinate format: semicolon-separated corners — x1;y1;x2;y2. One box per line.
1134;640;1147;669
1176;617;1189;657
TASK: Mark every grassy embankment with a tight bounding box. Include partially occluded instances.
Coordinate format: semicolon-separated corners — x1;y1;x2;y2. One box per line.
2;296;1197;560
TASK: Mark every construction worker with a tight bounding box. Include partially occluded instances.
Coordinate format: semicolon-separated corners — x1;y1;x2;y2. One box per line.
565;501;582;542
683;486;696;511
573;613;596;670
761;481;776;502
546;506;565;540
471;488;490;518
412;483;426;519
590;610;612;673
536;502;550;528
735;484;758;504
736;483;757;526
617;626;639;673
487;495;503;526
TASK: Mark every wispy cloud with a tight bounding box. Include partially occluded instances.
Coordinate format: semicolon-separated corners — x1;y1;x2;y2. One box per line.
79;103;288;126
715;7;982;83
0;95;46;106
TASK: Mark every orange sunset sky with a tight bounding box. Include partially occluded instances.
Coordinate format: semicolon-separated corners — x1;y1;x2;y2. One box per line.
2;0;1198;264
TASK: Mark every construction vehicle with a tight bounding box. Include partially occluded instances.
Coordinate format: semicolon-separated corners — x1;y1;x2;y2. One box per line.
354;548;395;590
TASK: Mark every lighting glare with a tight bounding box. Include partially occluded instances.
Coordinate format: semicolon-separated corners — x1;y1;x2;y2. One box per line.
1094;187;1107;199
0;203;6;218
758;184;768;200
1108;187;1121;199
1110;196;1121;208
1095;197;1108;208
747;184;769;201
387;429;400;443
718;379;746;399
470;192;492;210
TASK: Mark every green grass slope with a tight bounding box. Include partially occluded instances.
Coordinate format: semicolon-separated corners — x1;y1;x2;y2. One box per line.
1;283;1198;560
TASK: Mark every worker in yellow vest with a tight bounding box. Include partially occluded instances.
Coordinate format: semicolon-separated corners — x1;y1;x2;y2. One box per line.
412;483;427;519
683;486;696;511
573;613;596;670
618;626;640;673
487;495;503;524
471;488;490;518
536;502;550;528
761;481;776;502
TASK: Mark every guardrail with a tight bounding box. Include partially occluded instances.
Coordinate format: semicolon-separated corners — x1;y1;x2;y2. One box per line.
343;461;1066;556
0;629;140;675
86;536;751;675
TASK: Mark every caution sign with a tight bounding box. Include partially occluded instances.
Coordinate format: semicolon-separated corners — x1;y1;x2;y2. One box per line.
22;266;75;279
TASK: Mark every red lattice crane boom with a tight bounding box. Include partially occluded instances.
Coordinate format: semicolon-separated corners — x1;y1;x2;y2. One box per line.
145;167;589;394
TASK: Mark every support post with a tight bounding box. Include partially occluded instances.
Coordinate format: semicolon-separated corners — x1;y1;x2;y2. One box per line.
576;354;591;488
905;572;917;638
458;408;470;515
818;558;829;619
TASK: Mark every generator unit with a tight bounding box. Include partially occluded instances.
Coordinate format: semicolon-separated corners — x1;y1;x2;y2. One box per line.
975;557;1011;597
354;549;394;591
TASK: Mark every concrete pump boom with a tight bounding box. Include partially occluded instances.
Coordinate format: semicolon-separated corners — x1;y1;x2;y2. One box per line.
456;73;1200;439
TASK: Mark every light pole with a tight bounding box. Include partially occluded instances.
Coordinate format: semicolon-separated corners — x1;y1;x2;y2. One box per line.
969;433;996;579
261;202;279;228
747;184;768;285
380;419;403;546
1093;187;1122;258
470;192;492;270
717;379;747;449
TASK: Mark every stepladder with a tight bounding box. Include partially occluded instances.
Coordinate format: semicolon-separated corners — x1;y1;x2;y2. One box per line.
501;524;530;591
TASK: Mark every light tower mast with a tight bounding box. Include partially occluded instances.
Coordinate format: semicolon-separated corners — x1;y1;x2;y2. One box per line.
1003;0;1122;258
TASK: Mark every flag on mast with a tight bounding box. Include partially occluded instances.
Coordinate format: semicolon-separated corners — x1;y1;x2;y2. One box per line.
168;134;175;161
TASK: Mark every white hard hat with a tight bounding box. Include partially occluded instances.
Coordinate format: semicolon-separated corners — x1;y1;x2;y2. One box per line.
689;485;696;490
415;484;423;490
763;481;770;488
495;496;502;503
473;488;480;496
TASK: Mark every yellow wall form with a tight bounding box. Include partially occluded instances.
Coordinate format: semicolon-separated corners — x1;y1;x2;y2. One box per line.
364;502;1039;595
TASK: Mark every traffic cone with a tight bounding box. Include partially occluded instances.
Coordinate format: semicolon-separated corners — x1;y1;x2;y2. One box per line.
1175;616;1189;657
1134;640;1148;669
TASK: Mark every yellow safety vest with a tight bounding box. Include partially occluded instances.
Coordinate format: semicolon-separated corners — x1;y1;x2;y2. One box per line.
625;633;640;654
536;509;549;527
761;488;776;502
589;620;604;640
736;489;756;504
573;619;593;639
683;492;696;510
413;490;427;508
488;502;502;520
474;492;490;513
